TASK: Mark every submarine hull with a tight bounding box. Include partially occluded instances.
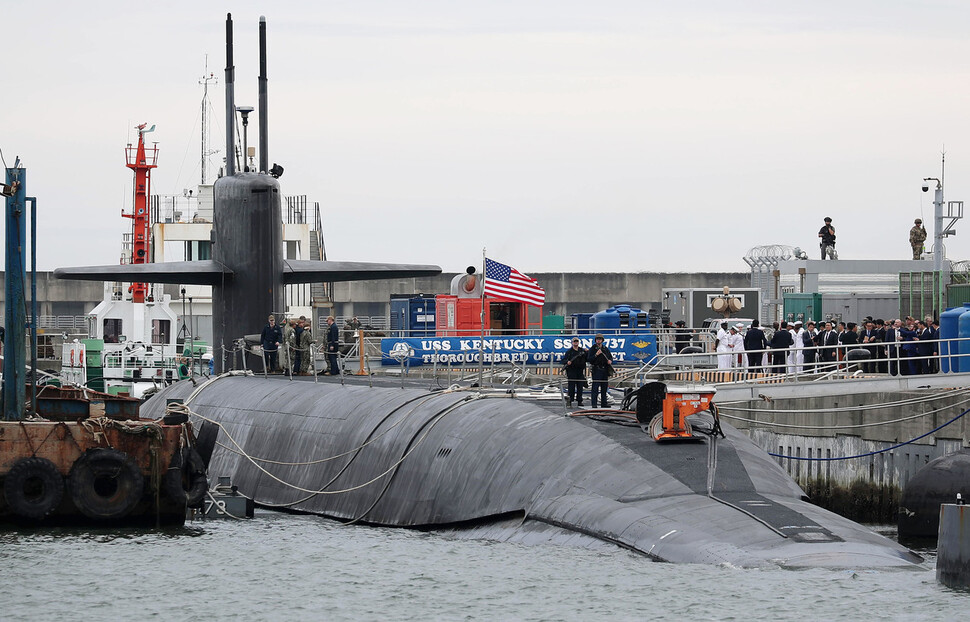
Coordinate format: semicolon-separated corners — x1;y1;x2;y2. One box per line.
144;377;922;568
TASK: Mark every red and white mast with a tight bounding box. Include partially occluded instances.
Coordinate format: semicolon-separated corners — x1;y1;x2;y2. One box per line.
123;123;158;303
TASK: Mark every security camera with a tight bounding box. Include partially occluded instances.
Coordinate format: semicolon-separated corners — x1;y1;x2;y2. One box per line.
922;184;929;193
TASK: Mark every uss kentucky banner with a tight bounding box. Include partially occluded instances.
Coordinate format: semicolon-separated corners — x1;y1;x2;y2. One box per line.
381;334;658;366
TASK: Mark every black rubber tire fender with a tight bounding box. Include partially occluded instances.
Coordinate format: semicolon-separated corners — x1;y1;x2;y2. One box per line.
3;457;65;520
193;421;218;467
163;447;209;508
67;448;144;520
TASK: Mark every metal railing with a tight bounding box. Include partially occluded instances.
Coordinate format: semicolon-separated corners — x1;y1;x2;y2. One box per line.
323;331;970;388
330;316;389;331
28;316;88;331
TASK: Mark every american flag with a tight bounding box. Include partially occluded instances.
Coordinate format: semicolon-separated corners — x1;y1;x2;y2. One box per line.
484;258;545;306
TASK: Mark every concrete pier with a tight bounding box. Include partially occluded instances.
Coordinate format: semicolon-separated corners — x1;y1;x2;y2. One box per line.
937;502;970;589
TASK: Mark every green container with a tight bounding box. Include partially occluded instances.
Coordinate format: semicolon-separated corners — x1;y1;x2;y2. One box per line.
82;338;105;352
783;293;822;324
947;283;970;308
542;315;565;335
85;352;103;367
182;341;208;357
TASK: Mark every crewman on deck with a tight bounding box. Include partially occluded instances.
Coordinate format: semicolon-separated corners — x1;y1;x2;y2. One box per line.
586;334;613;408
326;316;340;375
299;317;314;375
282;318;296;375
562;337;587;408
292;318;305;374
260;314;282;373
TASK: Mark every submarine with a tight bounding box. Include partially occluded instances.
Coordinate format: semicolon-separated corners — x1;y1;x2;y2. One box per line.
141;376;922;568
54;14;922;568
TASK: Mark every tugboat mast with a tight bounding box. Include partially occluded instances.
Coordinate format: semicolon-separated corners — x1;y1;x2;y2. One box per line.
122;124;158;303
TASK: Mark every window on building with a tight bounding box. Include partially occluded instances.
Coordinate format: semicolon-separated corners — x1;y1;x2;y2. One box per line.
184;240;211;261
286;240;300;260
37;335;55;360
152;320;171;345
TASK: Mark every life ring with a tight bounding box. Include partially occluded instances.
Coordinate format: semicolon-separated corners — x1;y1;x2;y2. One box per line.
163;446;208;508
3;457;64;520
67;449;144;520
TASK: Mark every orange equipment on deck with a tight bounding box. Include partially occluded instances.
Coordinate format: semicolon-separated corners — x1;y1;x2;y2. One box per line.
632;382;717;442
652;387;716;441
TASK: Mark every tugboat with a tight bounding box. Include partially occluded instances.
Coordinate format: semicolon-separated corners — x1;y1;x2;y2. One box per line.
1;157;207;526
73;124;197;400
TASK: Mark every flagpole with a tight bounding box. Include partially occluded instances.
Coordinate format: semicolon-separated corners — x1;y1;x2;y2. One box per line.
479;248;486;388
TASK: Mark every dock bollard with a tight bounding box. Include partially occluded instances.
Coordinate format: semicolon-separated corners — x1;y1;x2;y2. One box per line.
936;496;969;589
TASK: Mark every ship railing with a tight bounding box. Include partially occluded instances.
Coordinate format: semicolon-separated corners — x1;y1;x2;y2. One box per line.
333;316;388;331
333;332;970;392
28;315;88;331
102;351;182;370
633;335;967;387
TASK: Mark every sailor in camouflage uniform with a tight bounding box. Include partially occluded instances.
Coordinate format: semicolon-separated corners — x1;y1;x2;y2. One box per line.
910;218;927;260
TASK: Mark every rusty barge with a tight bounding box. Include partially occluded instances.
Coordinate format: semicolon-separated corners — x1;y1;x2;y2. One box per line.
0;386;206;526
2;160;207;527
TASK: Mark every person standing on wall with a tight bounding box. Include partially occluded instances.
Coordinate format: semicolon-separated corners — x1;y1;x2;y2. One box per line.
910;218;927;260
674;320;694;353
769;320;793;372
819;217;837;259
586;334;613;408
562;337;587;408
915;320;935;375
821;321;840;369
803;321;818;371
726;325;744;368
325;315;340;375
861;320;880;373
715;321;732;369
743;319;769;373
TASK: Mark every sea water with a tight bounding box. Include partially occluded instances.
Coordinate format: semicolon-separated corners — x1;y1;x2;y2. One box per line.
1;513;967;621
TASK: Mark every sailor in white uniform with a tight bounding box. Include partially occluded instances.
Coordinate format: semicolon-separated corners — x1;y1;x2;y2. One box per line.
715;322;732;369
789;320;805;373
727;324;745;368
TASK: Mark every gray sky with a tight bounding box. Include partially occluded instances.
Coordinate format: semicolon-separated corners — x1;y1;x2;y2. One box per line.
5;1;970;275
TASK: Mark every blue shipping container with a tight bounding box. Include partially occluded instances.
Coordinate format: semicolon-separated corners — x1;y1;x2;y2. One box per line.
391;295;437;337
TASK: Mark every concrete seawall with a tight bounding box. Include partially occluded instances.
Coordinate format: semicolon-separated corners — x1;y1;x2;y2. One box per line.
720;390;970;522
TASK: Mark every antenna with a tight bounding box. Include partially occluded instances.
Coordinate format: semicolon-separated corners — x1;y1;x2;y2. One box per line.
941;145;946;203
259;16;269;174
199;57;218;184
224;13;236;177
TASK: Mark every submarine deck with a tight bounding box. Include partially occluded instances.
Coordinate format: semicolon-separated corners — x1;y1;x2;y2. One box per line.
145;372;921;567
